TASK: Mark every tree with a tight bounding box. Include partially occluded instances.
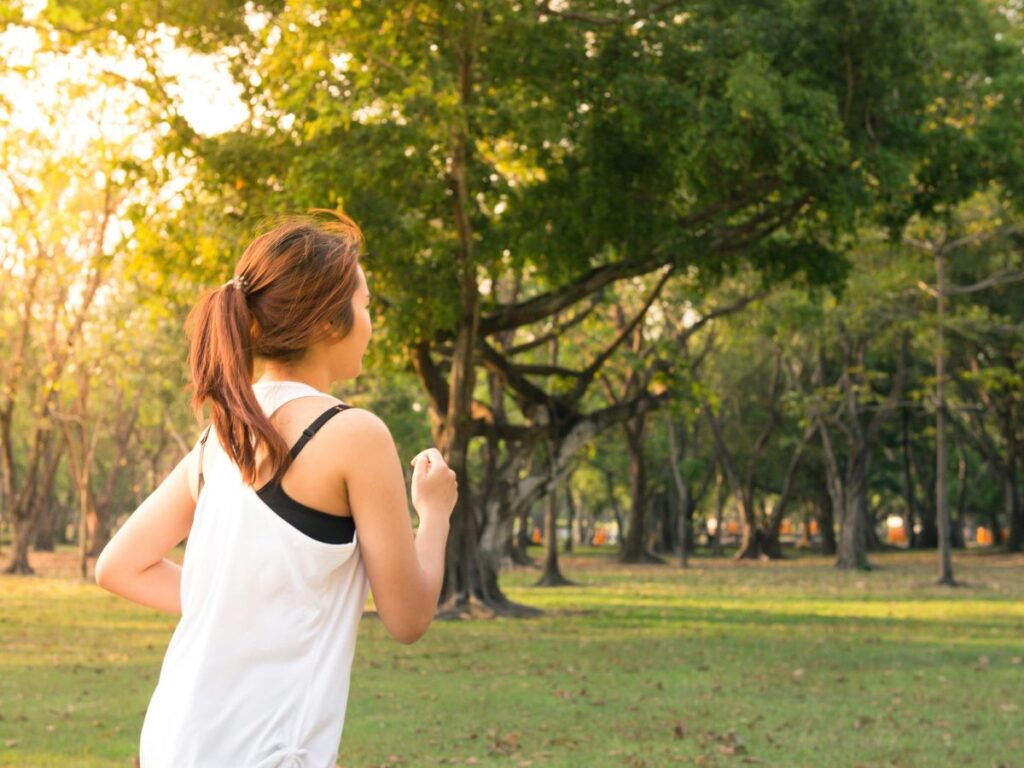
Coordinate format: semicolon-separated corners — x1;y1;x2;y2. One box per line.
23;0;1015;607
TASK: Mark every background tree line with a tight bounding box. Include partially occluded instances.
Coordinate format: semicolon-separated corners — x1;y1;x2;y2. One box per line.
1;1;1021;613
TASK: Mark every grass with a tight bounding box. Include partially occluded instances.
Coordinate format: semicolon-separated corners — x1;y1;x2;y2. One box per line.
1;545;1022;767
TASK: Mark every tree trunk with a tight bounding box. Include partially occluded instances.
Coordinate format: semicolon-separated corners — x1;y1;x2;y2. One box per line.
818;489;837;555
1005;410;1022;553
900;407;920;549
836;448;871;571
32;481;57;552
817;416;855;565
563;484;575;554
704;404;769;560
934;248;955;585
711;469;726;556
1004;469;1021;553
762;426;813;559
649;489;672;554
535;477;573;586
512;506;534;564
435;323;516;614
620;417;660;563
3;424;58;575
796;506;813;549
5;514;37;574
430;29;540;617
952;446;968;549
910;444;939;548
665;414;689;568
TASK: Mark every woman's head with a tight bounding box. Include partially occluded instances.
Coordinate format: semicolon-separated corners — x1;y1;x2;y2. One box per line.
185;210;367;487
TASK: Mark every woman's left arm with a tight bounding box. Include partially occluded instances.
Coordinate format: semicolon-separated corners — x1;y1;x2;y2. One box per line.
95;444;199;615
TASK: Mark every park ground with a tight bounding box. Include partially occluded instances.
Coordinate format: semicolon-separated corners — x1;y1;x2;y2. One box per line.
0;545;1022;768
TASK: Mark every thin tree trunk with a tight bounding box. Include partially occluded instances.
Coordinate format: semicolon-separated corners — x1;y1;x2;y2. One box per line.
535;328;572;586
1006;408;1022;552
666;414;689;568
513;506;534;564
934;248;955;585
563;483;575;554
602;468;624;547
535;465;573;586
711;468;726;556
620;417;660;563
762;424;814;558
910;444;938;548
953;445;968;549
796;505;813;549
32;476;58;552
819;487;837;555
900;407;919;548
836;448;872;570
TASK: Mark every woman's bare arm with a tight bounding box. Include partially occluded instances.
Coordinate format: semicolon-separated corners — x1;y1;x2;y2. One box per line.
340;409;452;644
94;447;198;614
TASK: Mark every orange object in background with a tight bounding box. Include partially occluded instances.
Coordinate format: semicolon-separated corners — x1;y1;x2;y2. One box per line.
531;527;542;544
726;520;740;535
809;519;819;535
780;519;793;535
977;527;992;545
593;529;608;545
887;524;907;544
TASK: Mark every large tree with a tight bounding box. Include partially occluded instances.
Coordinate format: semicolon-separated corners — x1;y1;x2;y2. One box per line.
18;0;1015;606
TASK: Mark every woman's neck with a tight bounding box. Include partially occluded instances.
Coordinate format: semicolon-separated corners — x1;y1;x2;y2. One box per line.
253;363;332;393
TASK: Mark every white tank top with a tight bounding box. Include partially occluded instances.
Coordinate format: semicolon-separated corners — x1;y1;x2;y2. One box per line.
140;380;370;768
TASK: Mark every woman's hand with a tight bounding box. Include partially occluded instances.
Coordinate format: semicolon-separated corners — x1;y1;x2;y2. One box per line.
409;448;458;524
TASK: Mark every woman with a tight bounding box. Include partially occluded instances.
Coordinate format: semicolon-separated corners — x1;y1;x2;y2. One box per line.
95;211;457;767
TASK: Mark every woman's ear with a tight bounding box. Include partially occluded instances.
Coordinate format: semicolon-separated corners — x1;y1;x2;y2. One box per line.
322;321;343;343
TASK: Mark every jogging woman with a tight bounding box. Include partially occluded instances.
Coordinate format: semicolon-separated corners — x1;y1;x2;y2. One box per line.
95;212;457;767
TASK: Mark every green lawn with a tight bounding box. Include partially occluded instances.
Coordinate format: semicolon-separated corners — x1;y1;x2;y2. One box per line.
1;545;1022;767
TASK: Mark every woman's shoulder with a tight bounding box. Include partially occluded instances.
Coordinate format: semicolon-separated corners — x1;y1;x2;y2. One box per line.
325;405;391;440
315;406;397;464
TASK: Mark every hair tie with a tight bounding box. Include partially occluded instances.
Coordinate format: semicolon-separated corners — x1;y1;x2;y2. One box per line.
225;275;249;294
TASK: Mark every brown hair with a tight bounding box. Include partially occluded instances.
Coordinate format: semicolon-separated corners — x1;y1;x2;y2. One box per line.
185;210;364;487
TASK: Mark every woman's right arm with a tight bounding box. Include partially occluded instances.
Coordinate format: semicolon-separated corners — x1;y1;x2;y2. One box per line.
340;409;456;644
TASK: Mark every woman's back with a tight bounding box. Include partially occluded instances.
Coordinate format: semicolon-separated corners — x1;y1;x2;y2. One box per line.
95;214;456;766
140;380;370;768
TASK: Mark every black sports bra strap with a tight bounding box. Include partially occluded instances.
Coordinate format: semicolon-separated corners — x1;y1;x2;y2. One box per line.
289;404;351;459
197;424;212;496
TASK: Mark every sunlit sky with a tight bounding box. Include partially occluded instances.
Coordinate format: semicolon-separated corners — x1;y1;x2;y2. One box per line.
0;4;249;143
0;1;255;298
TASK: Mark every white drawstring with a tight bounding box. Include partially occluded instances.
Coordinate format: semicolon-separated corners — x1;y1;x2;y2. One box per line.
253;746;309;768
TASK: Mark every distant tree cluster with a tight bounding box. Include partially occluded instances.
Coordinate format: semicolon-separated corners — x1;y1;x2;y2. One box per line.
1;1;1021;608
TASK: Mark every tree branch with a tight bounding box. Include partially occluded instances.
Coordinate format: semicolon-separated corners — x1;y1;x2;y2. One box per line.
536;0;688;26
479;254;663;336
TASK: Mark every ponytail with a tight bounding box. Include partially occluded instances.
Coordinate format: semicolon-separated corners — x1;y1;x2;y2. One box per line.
184;212;363;489
185;275;291;488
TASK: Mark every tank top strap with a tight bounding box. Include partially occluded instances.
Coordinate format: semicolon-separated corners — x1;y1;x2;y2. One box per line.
289;403;352;459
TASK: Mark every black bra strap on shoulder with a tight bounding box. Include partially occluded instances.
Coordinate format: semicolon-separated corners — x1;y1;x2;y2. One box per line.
289;403;351;459
197;424;212;495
